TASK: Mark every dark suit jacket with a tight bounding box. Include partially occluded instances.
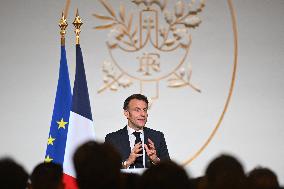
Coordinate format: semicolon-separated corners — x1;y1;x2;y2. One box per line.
105;126;170;168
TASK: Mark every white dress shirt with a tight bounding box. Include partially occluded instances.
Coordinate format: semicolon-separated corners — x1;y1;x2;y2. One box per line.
127;125;145;168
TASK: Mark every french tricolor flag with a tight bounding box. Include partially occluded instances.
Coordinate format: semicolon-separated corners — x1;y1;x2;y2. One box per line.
63;44;95;189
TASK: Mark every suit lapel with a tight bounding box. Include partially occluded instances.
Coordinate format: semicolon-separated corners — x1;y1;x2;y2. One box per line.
143;127;151;167
121;126;131;160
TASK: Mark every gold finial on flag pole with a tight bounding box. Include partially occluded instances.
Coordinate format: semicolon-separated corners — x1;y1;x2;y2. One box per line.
59;12;68;46
73;9;83;45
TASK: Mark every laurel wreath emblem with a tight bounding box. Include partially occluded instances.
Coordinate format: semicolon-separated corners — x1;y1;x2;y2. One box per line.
94;0;205;98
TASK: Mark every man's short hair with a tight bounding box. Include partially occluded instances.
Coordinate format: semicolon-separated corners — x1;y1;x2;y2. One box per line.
30;162;63;189
123;94;149;110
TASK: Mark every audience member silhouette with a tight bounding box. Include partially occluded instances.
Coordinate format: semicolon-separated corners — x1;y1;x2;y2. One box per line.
120;173;140;189
248;167;280;189
29;162;64;189
205;154;247;189
0;157;28;189
1;152;283;189
191;176;207;189
139;160;192;189
73;140;122;189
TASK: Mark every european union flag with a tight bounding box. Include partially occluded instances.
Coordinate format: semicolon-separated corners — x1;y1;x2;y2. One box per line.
45;45;72;165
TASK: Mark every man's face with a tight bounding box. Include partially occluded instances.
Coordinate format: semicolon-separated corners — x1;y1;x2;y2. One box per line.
124;99;148;130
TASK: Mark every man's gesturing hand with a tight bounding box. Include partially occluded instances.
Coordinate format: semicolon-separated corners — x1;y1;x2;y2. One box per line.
124;142;142;168
144;138;160;164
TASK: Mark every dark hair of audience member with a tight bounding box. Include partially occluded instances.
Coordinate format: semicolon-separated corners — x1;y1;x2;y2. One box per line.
191;176;207;189
205;154;247;189
247;166;280;189
121;173;140;189
139;160;192;189
0;157;29;189
73;140;122;189
30;162;64;189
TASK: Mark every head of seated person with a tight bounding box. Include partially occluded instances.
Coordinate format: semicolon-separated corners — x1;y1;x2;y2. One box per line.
0;157;29;189
205;154;247;189
73;140;122;189
248;166;279;189
30;162;64;189
139;160;192;189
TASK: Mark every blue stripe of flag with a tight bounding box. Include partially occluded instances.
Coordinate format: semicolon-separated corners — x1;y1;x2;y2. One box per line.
71;44;92;121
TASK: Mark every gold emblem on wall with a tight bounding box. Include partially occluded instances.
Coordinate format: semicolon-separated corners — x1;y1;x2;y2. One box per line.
94;0;205;102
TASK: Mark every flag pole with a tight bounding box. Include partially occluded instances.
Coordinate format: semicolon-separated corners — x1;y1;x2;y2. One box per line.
73;9;83;45
64;0;71;18
44;12;72;164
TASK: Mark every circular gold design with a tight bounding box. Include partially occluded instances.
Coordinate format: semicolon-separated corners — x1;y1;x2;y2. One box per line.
182;0;238;166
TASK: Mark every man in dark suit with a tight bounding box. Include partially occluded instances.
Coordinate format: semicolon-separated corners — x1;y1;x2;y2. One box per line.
105;94;170;169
